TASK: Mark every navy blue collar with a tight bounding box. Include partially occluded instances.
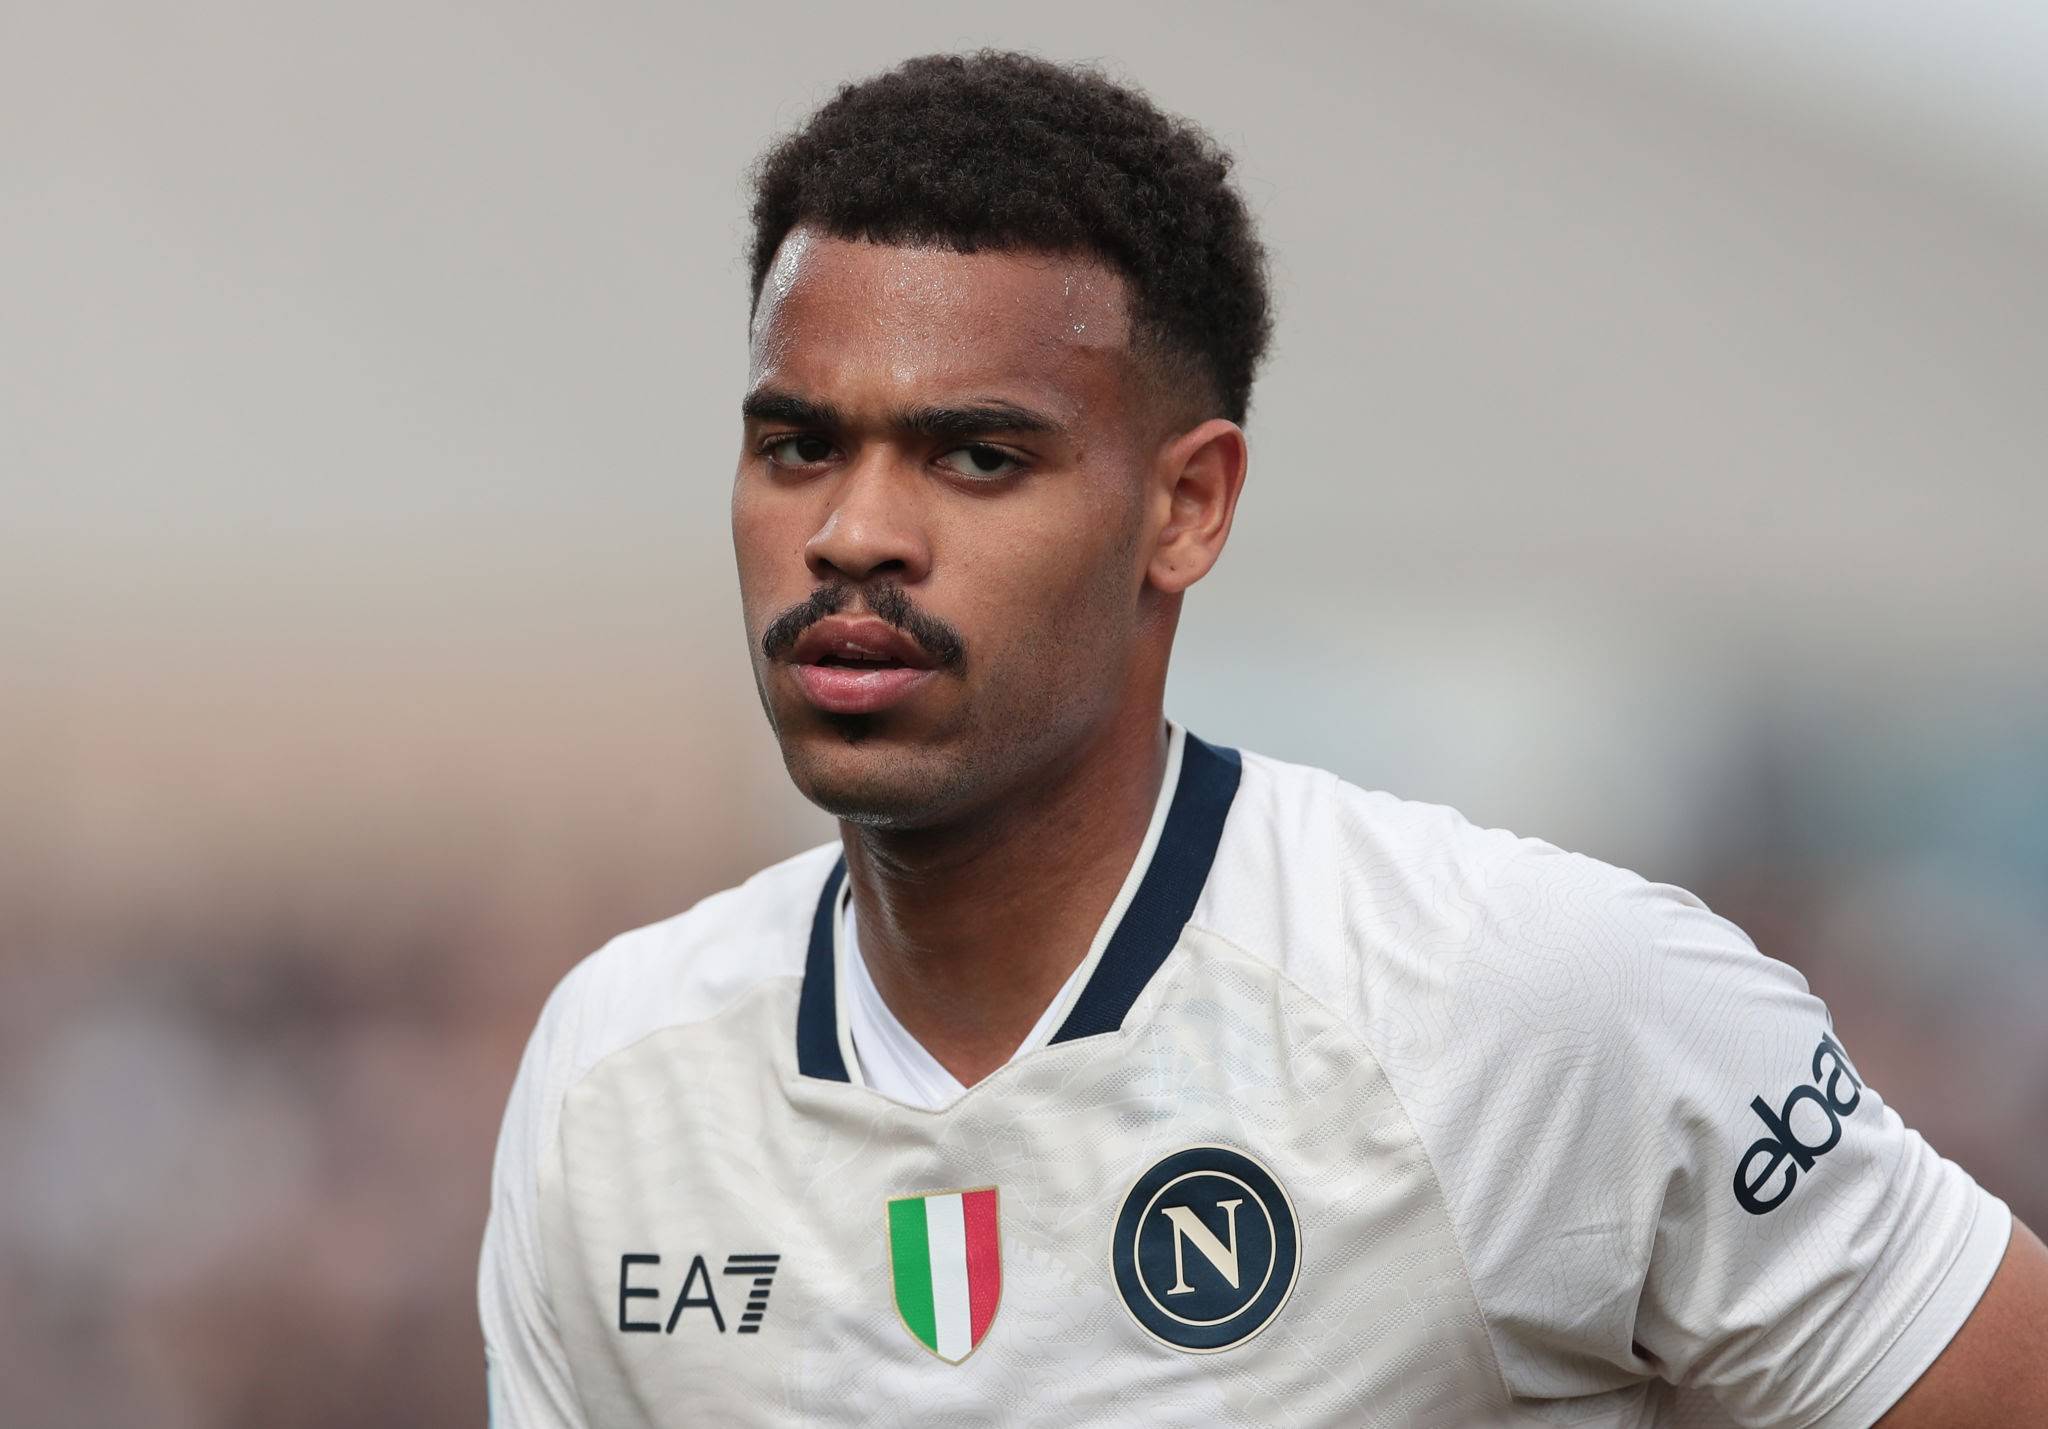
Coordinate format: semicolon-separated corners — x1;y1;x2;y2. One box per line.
795;732;1243;1082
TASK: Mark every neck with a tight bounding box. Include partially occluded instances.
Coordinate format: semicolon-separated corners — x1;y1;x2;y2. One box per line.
841;706;1170;1088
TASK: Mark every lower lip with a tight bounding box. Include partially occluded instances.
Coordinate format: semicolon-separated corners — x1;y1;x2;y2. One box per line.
791;663;937;715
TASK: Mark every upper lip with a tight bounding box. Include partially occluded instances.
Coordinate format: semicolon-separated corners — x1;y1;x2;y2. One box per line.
787;617;938;669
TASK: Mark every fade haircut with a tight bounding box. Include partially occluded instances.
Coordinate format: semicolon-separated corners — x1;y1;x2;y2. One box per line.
745;50;1273;426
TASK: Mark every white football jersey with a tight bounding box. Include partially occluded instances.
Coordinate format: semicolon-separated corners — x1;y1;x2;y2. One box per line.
479;725;2010;1428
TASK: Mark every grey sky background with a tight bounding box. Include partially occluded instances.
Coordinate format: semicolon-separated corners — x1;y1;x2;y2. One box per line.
8;4;2044;873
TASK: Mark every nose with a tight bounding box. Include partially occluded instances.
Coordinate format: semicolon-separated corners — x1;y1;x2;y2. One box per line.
803;454;933;586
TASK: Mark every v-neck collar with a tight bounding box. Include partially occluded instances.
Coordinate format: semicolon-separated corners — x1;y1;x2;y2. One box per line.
794;724;1243;1084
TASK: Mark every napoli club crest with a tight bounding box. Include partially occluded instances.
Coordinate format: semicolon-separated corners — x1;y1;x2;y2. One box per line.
886;1186;1002;1363
1111;1145;1300;1353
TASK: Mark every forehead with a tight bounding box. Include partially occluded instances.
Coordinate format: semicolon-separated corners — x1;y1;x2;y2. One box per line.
747;227;1136;416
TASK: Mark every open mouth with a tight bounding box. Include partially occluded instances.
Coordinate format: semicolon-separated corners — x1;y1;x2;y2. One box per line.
783;615;944;716
812;651;906;668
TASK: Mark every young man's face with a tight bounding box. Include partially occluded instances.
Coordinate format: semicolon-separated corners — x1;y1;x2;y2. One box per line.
732;225;1174;829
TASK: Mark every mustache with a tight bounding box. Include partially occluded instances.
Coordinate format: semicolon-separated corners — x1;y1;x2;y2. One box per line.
760;582;967;671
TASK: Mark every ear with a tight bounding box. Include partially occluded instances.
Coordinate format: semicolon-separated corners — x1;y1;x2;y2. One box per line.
1145;417;1248;595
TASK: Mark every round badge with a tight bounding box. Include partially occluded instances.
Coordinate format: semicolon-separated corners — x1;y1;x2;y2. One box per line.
1110;1144;1300;1353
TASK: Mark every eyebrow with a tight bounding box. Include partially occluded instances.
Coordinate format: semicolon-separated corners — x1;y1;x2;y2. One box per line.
741;388;1065;440
741;390;844;429
898;401;1063;439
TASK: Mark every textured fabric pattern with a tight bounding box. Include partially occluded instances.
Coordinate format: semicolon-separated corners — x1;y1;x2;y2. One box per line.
544;934;1505;1425
478;744;2009;1427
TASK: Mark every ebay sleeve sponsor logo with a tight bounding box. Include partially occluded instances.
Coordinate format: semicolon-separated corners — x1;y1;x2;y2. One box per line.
1732;1032;1865;1216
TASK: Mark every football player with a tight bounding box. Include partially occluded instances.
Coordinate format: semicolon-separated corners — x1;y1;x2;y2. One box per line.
481;50;2046;1426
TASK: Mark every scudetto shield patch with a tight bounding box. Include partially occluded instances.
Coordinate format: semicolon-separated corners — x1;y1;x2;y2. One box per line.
1111;1146;1300;1353
886;1187;1002;1363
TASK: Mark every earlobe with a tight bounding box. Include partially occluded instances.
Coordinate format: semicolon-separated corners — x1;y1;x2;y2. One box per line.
1146;418;1248;596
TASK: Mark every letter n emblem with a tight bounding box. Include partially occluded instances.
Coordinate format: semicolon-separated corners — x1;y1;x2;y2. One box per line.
886;1187;1002;1363
1161;1198;1245;1293
1110;1145;1301;1353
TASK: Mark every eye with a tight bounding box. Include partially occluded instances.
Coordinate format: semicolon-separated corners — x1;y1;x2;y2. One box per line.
935;444;1022;480
763;435;836;467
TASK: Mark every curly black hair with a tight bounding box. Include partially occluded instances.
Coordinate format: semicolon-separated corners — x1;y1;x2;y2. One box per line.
745;51;1273;426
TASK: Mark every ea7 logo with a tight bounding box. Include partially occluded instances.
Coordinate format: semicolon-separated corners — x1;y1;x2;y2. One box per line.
617;1252;781;1334
1733;1033;1864;1215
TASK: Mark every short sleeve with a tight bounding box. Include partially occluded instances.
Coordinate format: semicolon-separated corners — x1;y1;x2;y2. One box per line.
479;975;590;1429
1384;857;2012;1427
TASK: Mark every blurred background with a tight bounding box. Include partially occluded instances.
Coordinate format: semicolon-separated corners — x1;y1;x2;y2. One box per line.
4;1;2045;1423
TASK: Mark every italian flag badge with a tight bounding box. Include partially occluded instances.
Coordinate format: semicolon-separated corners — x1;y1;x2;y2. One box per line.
886;1187;1002;1363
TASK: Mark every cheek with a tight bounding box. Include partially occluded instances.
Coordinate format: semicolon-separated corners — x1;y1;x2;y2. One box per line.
731;472;776;548
1058;481;1147;610
961;500;1143;664
731;481;802;611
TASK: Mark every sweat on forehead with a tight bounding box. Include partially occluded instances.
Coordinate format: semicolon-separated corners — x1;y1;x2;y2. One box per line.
743;233;1166;438
751;230;1135;353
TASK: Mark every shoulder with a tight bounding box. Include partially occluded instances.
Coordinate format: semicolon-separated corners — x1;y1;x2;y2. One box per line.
528;839;841;1087
478;840;839;1399
1199;746;2010;1416
489;839;840;1211
1200;744;1769;1032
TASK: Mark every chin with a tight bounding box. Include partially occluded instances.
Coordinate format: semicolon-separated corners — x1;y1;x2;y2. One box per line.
778;727;969;831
